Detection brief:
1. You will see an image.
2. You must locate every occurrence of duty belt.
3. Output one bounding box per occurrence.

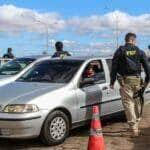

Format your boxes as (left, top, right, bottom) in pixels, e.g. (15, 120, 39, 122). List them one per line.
(118, 74, 141, 79)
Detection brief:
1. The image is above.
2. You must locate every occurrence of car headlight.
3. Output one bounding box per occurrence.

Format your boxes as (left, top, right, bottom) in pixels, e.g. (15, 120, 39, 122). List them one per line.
(3, 104, 39, 113)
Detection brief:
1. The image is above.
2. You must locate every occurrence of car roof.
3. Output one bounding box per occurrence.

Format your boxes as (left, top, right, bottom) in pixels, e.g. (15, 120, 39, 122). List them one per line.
(16, 55, 51, 60)
(50, 55, 112, 61)
(15, 55, 112, 63)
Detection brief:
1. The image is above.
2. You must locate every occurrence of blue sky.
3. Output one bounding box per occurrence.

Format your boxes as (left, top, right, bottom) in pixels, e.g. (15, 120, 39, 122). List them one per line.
(1, 0, 149, 16)
(0, 0, 149, 57)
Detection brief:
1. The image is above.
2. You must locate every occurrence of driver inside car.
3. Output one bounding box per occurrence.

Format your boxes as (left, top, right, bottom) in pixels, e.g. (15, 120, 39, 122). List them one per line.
(85, 65, 95, 78)
(83, 61, 103, 82)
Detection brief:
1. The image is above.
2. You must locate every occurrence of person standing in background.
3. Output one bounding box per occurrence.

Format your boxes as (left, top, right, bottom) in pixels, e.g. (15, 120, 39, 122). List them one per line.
(52, 41, 71, 58)
(3, 48, 15, 59)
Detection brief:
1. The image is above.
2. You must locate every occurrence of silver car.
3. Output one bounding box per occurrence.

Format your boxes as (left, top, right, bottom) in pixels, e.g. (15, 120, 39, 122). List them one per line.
(0, 56, 149, 145)
(0, 55, 51, 86)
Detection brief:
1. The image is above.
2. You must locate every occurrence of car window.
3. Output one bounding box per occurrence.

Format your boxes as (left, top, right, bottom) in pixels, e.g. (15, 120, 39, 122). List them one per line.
(0, 58, 35, 75)
(106, 59, 112, 72)
(82, 60, 106, 84)
(17, 59, 84, 83)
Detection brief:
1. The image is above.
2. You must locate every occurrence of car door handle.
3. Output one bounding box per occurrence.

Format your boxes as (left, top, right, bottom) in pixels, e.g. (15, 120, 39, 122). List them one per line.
(102, 86, 108, 91)
(102, 86, 111, 94)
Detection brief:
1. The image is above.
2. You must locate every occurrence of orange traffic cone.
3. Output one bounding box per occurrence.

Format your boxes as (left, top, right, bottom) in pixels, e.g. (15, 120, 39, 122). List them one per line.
(88, 105, 105, 150)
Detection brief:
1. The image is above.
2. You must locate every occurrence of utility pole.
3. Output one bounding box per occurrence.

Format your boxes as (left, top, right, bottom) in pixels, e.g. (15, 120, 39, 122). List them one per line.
(35, 20, 58, 53)
(36, 20, 49, 53)
(115, 14, 119, 49)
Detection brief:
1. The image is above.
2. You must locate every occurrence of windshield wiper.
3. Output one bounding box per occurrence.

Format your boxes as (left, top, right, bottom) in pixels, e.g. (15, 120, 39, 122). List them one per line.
(16, 77, 32, 82)
(29, 78, 51, 82)
(17, 78, 51, 83)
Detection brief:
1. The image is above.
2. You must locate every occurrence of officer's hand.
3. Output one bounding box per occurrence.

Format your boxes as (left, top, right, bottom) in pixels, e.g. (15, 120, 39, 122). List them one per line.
(110, 84, 114, 89)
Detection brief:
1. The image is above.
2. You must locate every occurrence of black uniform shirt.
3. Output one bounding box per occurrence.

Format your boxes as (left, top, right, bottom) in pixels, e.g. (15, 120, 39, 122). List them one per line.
(3, 52, 14, 59)
(52, 50, 71, 58)
(110, 43, 150, 85)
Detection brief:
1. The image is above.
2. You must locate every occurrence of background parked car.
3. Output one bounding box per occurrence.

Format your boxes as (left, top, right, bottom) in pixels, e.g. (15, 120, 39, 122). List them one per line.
(0, 58, 12, 66)
(0, 55, 51, 86)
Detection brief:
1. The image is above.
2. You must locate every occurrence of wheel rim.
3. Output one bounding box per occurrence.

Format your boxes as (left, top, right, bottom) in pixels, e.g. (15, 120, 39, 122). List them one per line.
(49, 116, 67, 140)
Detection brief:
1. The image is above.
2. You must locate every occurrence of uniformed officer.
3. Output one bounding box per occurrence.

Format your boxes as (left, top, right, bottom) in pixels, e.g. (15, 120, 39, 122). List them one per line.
(52, 41, 71, 58)
(110, 33, 150, 137)
(3, 48, 15, 59)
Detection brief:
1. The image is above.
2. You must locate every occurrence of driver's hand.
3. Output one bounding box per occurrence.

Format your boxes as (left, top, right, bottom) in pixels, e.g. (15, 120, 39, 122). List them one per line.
(110, 84, 114, 89)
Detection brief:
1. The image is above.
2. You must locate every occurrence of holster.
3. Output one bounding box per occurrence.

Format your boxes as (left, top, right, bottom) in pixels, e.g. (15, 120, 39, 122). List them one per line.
(117, 76, 125, 86)
(133, 78, 145, 115)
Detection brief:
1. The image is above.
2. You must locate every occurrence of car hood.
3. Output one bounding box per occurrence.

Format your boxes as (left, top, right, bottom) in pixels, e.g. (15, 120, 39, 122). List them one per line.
(0, 75, 12, 80)
(0, 81, 65, 106)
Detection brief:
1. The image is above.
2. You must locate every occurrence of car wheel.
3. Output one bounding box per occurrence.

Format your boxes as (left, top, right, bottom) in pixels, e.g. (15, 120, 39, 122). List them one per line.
(40, 110, 70, 146)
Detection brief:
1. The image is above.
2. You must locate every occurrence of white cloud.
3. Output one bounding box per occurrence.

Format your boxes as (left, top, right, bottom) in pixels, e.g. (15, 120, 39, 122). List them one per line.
(63, 40, 76, 46)
(0, 5, 150, 37)
(49, 39, 77, 48)
(68, 10, 150, 36)
(48, 39, 114, 56)
(49, 39, 56, 45)
(0, 5, 66, 34)
(0, 5, 150, 56)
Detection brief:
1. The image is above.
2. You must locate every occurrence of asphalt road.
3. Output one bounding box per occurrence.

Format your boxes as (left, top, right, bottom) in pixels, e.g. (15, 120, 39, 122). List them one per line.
(0, 103, 149, 150)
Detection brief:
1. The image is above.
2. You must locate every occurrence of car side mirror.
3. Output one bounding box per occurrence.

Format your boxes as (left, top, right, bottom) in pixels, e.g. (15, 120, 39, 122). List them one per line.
(80, 77, 95, 87)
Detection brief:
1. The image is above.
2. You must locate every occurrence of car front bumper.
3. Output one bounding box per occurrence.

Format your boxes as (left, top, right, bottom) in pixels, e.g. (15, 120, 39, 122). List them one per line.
(0, 110, 48, 139)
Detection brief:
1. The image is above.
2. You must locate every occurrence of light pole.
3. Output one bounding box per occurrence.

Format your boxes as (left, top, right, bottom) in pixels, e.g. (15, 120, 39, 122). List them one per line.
(21, 14, 58, 54)
(36, 20, 49, 53)
(36, 20, 58, 54)
(115, 14, 119, 49)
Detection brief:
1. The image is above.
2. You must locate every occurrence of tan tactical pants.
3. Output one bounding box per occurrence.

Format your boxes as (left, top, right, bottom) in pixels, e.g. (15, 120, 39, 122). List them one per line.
(119, 76, 141, 131)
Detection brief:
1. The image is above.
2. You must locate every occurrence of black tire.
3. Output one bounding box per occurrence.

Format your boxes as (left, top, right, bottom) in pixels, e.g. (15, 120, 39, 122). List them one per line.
(40, 110, 70, 146)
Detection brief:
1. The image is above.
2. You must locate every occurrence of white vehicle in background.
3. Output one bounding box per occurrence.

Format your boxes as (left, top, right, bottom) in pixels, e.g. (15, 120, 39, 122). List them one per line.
(0, 55, 51, 87)
(0, 58, 12, 66)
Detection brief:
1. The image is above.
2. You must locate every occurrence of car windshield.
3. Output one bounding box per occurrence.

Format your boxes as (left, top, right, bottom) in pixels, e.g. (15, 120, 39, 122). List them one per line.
(17, 59, 84, 83)
(0, 58, 35, 75)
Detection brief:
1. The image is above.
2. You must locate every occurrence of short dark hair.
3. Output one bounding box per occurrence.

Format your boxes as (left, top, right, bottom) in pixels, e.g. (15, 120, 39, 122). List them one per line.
(125, 33, 136, 42)
(55, 41, 63, 51)
(7, 48, 12, 52)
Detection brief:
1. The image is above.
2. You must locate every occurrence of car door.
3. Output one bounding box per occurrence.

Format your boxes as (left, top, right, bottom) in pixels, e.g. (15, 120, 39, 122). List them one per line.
(104, 58, 123, 114)
(142, 71, 150, 104)
(75, 60, 103, 122)
(98, 80, 122, 115)
(88, 58, 122, 116)
(76, 84, 102, 121)
(94, 59, 114, 116)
